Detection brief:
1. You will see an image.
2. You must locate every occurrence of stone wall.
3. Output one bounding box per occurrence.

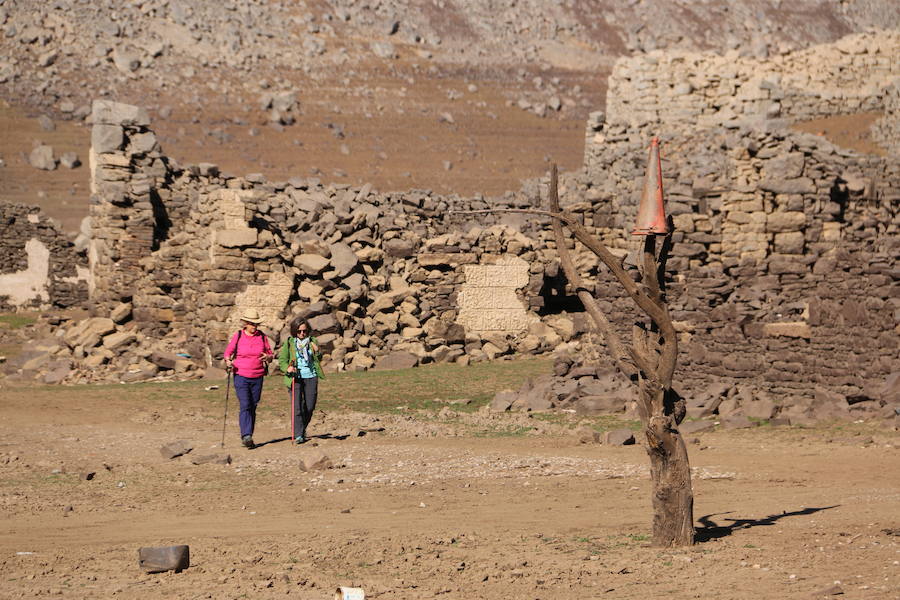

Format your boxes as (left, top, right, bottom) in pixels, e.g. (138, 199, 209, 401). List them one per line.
(573, 31, 899, 406)
(605, 32, 900, 131)
(78, 105, 563, 381)
(0, 202, 87, 310)
(10, 33, 897, 416)
(872, 81, 900, 154)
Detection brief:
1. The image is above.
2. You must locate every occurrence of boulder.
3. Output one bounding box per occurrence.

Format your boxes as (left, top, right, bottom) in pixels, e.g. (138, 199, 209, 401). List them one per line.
(308, 313, 340, 335)
(374, 351, 419, 371)
(720, 415, 755, 429)
(384, 239, 416, 258)
(294, 254, 330, 275)
(575, 426, 601, 444)
(516, 377, 553, 411)
(29, 144, 56, 170)
(138, 545, 189, 573)
(64, 318, 116, 349)
(43, 362, 72, 385)
(149, 351, 179, 370)
(328, 242, 359, 277)
(490, 390, 516, 412)
(110, 302, 132, 324)
(742, 398, 776, 420)
(159, 440, 193, 460)
(102, 331, 137, 351)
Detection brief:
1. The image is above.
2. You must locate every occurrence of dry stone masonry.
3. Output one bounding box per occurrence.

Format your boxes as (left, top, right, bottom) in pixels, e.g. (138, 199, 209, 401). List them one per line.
(0, 203, 87, 310)
(2, 32, 897, 426)
(545, 31, 899, 424)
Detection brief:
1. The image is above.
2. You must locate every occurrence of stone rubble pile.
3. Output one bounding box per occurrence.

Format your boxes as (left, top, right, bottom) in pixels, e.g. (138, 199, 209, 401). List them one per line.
(490, 354, 899, 428)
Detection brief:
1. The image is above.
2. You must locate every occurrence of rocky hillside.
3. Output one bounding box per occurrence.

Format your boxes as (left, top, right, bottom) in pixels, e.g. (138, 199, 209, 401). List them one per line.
(3, 0, 900, 115)
(1, 1, 899, 226)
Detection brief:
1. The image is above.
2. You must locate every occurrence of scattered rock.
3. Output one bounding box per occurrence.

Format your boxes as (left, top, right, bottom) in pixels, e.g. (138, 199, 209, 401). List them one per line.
(299, 451, 333, 472)
(138, 545, 190, 574)
(190, 454, 232, 465)
(29, 144, 56, 170)
(373, 351, 419, 371)
(59, 152, 81, 169)
(159, 440, 193, 460)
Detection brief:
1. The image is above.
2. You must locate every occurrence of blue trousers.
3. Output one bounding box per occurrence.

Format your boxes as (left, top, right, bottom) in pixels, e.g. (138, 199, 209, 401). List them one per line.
(234, 374, 264, 437)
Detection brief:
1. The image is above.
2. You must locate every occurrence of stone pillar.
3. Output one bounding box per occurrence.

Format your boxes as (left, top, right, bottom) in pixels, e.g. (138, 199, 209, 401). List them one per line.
(88, 100, 165, 312)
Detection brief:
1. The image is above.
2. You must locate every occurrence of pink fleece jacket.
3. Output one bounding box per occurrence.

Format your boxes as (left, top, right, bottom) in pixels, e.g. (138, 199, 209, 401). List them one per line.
(224, 330, 273, 378)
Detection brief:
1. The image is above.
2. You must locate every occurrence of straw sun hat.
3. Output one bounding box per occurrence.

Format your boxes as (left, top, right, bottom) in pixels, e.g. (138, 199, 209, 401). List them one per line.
(239, 308, 263, 324)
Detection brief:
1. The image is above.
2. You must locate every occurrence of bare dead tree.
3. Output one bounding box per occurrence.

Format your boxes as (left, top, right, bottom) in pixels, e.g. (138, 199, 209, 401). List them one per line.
(457, 159, 694, 546)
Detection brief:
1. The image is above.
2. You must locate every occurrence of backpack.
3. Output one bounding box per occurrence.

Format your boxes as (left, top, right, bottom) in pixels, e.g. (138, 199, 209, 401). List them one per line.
(232, 329, 272, 376)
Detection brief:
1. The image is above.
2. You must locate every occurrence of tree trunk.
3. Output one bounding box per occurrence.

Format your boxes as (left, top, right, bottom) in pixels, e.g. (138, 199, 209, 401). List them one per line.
(644, 386, 695, 546)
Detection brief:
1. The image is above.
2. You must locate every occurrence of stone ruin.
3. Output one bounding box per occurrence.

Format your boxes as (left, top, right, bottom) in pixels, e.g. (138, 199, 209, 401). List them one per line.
(0, 203, 88, 310)
(500, 31, 899, 426)
(2, 32, 898, 426)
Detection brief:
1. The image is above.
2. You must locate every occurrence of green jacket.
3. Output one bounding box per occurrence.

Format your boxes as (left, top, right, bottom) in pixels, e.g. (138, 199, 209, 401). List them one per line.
(278, 336, 324, 388)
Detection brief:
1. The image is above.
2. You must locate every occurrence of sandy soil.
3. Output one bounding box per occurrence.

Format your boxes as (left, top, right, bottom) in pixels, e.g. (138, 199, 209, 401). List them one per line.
(0, 380, 897, 599)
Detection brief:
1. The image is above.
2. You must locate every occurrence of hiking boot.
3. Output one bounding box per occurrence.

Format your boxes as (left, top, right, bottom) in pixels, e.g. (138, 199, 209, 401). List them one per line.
(242, 435, 255, 449)
(294, 436, 305, 445)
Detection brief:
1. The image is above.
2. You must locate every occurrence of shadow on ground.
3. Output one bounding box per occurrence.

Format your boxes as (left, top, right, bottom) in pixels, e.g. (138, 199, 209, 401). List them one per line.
(695, 505, 840, 542)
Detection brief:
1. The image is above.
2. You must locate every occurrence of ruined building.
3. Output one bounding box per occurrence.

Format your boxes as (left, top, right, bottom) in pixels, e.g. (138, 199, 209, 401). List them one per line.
(3, 32, 898, 422)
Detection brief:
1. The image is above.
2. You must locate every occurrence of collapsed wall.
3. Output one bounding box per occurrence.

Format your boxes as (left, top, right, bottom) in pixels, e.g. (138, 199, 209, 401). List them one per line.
(554, 31, 898, 421)
(0, 203, 87, 310)
(63, 99, 568, 383)
(5, 32, 897, 425)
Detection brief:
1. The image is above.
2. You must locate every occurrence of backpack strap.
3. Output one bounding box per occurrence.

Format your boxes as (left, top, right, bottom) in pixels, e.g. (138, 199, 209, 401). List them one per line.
(231, 330, 242, 359)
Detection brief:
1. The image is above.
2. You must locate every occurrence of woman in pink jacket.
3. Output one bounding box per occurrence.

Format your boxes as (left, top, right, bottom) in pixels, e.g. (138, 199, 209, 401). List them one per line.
(223, 309, 274, 449)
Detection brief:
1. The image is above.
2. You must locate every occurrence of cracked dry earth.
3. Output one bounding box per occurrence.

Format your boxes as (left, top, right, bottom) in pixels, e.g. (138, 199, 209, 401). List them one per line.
(0, 382, 898, 599)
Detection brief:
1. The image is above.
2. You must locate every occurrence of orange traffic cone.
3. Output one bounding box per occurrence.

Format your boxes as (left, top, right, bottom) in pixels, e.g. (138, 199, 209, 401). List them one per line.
(631, 137, 668, 236)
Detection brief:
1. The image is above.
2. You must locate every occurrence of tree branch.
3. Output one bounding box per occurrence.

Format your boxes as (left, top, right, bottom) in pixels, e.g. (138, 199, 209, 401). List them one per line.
(544, 165, 638, 377)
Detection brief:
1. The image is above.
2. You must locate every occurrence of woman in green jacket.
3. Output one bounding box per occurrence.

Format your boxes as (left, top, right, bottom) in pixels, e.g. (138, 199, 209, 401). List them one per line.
(278, 318, 325, 444)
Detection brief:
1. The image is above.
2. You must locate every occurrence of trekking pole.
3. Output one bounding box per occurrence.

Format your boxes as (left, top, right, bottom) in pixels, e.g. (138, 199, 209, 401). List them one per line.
(220, 369, 232, 448)
(290, 377, 295, 443)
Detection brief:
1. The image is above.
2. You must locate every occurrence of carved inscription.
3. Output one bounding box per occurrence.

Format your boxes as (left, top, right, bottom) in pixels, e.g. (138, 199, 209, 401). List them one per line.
(456, 256, 537, 334)
(232, 271, 294, 331)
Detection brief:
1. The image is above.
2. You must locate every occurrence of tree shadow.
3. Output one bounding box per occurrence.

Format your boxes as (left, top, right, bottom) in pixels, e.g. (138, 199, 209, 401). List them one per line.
(695, 505, 840, 542)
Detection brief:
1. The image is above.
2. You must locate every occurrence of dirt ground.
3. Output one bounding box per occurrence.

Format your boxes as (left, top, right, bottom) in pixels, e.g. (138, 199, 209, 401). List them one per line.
(0, 379, 897, 600)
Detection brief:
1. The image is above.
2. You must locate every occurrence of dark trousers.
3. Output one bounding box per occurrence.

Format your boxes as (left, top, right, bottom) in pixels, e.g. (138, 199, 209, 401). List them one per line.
(234, 374, 264, 437)
(290, 377, 318, 439)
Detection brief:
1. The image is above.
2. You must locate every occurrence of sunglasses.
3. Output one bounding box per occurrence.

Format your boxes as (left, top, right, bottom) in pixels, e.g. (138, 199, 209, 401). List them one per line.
(298, 329, 308, 334)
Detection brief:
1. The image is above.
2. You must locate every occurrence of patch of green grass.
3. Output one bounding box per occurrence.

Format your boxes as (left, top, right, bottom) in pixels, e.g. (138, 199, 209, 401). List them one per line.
(0, 313, 37, 329)
(743, 543, 757, 548)
(627, 533, 649, 542)
(321, 358, 552, 414)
